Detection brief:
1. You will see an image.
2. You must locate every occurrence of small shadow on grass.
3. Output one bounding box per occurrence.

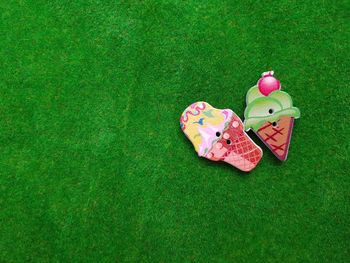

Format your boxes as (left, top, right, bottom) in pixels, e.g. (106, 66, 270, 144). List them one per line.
(201, 158, 252, 178)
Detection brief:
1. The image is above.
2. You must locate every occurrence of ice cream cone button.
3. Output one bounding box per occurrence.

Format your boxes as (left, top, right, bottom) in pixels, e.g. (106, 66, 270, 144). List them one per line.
(244, 71, 301, 161)
(180, 102, 263, 172)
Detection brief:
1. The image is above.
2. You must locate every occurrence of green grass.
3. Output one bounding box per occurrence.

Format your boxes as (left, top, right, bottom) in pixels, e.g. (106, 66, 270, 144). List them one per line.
(1, 0, 349, 262)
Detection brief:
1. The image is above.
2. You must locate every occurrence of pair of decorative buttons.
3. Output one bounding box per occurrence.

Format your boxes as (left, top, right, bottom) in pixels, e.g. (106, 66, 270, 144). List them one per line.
(180, 71, 301, 172)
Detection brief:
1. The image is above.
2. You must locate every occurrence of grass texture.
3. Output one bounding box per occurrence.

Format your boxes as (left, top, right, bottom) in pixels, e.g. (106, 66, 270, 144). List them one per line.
(1, 0, 349, 262)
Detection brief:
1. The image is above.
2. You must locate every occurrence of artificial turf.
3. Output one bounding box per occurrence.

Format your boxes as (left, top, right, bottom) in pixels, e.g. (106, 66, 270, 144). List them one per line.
(1, 0, 349, 262)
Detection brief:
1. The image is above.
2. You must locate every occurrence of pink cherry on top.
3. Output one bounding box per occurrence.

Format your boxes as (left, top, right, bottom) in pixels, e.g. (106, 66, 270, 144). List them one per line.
(257, 71, 281, 96)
